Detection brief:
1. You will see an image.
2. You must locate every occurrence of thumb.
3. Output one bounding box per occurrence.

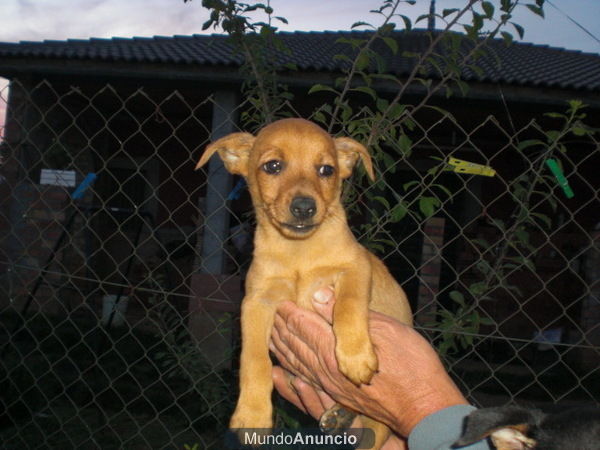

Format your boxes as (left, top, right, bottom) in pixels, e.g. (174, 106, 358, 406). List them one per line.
(312, 286, 335, 324)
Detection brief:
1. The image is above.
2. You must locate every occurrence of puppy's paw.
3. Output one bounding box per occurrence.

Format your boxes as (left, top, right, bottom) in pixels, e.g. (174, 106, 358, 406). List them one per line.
(230, 403, 273, 430)
(229, 405, 273, 447)
(335, 338, 378, 386)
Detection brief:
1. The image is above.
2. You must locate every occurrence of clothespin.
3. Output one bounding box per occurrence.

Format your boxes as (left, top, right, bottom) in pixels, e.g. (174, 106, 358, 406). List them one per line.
(447, 157, 496, 177)
(227, 178, 247, 201)
(72, 173, 97, 200)
(545, 158, 574, 199)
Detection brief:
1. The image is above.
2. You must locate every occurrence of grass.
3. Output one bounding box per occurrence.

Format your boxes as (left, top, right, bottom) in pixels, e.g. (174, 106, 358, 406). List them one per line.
(0, 308, 234, 449)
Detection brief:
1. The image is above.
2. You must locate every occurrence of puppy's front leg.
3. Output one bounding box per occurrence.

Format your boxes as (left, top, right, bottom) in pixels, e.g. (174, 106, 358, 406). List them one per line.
(230, 280, 294, 431)
(333, 267, 378, 386)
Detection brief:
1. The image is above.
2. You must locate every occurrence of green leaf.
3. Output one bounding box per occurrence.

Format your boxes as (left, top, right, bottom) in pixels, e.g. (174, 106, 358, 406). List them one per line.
(333, 54, 352, 64)
(545, 129, 561, 143)
(419, 196, 440, 218)
(544, 112, 566, 119)
(511, 22, 525, 39)
(492, 219, 506, 231)
(308, 84, 338, 95)
(482, 1, 495, 18)
(388, 103, 406, 120)
(379, 23, 396, 34)
(382, 37, 399, 55)
(471, 238, 490, 249)
(476, 260, 493, 276)
(454, 79, 469, 96)
(398, 134, 412, 154)
(202, 19, 215, 30)
(432, 183, 453, 199)
(373, 195, 391, 209)
(356, 51, 371, 71)
(480, 317, 495, 326)
(472, 12, 484, 31)
(376, 98, 389, 113)
(416, 14, 430, 24)
(398, 14, 412, 31)
(500, 0, 513, 13)
(442, 8, 459, 18)
(351, 21, 372, 29)
(568, 99, 584, 111)
(531, 212, 552, 229)
(313, 111, 326, 124)
(340, 103, 352, 122)
(373, 52, 388, 73)
(463, 24, 477, 39)
(514, 228, 530, 245)
(501, 31, 514, 46)
(449, 290, 466, 307)
(351, 86, 377, 100)
(391, 203, 408, 222)
(526, 4, 545, 18)
(468, 282, 488, 296)
(372, 73, 403, 83)
(403, 180, 419, 191)
(517, 139, 544, 151)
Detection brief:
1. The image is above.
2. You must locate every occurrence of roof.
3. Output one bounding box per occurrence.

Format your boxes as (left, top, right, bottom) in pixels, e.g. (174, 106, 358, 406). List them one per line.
(0, 30, 599, 92)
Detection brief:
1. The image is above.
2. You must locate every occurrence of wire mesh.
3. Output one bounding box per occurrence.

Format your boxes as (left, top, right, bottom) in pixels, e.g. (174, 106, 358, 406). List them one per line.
(0, 77, 599, 449)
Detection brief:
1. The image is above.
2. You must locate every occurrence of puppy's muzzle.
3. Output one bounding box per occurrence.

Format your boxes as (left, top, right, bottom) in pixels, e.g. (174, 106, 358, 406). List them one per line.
(283, 196, 317, 233)
(290, 196, 316, 220)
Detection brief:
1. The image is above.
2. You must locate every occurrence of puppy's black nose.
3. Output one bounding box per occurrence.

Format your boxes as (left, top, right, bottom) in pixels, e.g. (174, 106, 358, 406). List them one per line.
(290, 196, 317, 219)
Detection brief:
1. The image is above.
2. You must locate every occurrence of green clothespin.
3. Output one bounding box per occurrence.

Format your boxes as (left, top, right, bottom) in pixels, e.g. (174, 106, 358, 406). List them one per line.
(545, 158, 574, 199)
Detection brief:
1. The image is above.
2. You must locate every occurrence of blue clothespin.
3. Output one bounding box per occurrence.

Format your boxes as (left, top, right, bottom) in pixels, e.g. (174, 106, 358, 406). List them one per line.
(227, 178, 246, 201)
(72, 173, 97, 200)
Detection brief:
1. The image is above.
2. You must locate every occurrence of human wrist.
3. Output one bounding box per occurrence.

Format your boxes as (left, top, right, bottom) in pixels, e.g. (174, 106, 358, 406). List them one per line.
(398, 387, 468, 436)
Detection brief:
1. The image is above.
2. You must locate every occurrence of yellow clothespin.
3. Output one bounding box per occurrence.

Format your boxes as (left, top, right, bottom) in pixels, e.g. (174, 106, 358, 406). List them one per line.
(448, 157, 496, 177)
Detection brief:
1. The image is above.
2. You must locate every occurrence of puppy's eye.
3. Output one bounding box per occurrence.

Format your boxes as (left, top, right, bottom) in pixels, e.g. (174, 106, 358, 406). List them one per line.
(317, 165, 335, 177)
(262, 160, 283, 175)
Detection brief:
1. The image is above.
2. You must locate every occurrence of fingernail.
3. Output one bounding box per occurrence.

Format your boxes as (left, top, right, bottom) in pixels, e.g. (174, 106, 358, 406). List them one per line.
(314, 288, 332, 304)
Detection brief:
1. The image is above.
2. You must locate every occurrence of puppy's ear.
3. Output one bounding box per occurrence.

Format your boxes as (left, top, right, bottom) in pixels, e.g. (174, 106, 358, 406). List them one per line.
(334, 137, 375, 181)
(196, 132, 255, 176)
(453, 407, 539, 450)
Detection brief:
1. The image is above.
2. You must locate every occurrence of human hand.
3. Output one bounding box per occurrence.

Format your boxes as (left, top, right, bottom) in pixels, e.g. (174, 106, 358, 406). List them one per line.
(272, 367, 407, 450)
(270, 287, 468, 437)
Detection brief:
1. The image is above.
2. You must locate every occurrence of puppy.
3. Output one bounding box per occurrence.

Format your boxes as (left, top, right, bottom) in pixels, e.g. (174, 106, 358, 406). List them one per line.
(196, 118, 412, 448)
(454, 405, 600, 450)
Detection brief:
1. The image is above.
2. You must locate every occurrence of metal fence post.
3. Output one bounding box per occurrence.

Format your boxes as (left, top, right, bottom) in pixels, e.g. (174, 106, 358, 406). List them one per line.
(192, 89, 240, 369)
(200, 90, 239, 274)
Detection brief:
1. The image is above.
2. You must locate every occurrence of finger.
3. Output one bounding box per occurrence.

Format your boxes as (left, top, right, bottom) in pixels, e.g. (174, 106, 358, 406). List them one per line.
(315, 388, 336, 411)
(272, 366, 307, 414)
(291, 377, 327, 420)
(271, 316, 316, 384)
(276, 301, 329, 338)
(312, 286, 335, 325)
(275, 302, 336, 359)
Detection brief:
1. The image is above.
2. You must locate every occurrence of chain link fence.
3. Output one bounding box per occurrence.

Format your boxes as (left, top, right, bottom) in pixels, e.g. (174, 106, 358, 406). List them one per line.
(0, 77, 599, 449)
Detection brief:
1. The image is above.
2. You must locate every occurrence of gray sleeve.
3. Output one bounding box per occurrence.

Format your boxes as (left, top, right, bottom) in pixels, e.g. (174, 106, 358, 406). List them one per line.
(407, 405, 492, 450)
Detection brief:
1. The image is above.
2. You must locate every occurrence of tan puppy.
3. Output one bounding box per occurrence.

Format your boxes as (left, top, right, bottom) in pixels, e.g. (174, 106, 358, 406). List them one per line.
(196, 118, 412, 448)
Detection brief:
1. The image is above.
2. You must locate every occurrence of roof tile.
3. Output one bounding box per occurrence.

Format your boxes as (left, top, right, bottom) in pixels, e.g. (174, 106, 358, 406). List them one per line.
(0, 30, 598, 91)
